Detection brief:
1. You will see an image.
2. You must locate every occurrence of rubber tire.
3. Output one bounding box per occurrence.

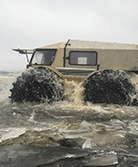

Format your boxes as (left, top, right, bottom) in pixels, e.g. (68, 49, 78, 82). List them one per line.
(10, 67, 64, 103)
(83, 70, 137, 105)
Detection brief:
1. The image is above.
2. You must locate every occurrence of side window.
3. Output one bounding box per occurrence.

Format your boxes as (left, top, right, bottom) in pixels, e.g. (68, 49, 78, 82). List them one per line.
(69, 51, 97, 66)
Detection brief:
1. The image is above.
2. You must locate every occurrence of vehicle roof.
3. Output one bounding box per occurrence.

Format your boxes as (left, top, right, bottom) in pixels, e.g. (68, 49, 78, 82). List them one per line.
(36, 39, 138, 50)
(36, 42, 66, 49)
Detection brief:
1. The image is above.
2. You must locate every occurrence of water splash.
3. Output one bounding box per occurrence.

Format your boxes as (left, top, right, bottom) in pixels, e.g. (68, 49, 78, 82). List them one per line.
(7, 68, 138, 107)
(9, 67, 64, 103)
(64, 80, 84, 106)
(0, 76, 16, 104)
(83, 70, 138, 105)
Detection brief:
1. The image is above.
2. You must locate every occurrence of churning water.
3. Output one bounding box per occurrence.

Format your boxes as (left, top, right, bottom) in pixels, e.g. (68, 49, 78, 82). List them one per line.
(0, 70, 138, 167)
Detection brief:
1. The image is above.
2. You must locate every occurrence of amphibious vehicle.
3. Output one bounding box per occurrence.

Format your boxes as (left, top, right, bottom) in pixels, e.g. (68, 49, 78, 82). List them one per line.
(10, 39, 138, 105)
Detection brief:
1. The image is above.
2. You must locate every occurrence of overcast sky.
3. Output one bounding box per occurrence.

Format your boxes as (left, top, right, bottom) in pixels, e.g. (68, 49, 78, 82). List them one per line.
(0, 0, 138, 71)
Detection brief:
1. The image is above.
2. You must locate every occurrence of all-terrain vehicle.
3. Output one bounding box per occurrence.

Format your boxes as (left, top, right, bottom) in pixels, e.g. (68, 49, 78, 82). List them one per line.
(10, 39, 138, 105)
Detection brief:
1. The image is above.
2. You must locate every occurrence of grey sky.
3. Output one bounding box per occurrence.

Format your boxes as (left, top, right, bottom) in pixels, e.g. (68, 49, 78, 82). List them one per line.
(0, 0, 138, 71)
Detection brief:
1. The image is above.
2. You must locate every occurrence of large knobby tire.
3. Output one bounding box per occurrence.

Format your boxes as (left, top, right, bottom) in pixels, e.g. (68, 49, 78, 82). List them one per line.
(9, 67, 64, 103)
(83, 70, 137, 105)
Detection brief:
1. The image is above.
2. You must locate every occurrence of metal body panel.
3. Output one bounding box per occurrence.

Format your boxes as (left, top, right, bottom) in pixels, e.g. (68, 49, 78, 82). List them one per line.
(67, 40, 138, 50)
(55, 67, 95, 76)
(30, 65, 85, 82)
(35, 39, 138, 71)
(64, 40, 138, 71)
(13, 39, 138, 80)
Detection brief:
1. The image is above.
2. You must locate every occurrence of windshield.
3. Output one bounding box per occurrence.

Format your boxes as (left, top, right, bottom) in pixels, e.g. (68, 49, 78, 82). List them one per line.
(30, 49, 57, 65)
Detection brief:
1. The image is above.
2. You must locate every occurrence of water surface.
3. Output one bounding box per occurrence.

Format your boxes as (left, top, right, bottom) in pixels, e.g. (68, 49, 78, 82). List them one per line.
(0, 71, 138, 167)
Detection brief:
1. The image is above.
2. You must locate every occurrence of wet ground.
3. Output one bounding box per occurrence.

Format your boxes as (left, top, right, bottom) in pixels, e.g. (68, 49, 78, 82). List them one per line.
(0, 72, 138, 166)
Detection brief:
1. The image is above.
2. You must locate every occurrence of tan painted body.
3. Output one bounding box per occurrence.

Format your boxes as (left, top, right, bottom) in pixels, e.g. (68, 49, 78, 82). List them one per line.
(14, 39, 138, 82)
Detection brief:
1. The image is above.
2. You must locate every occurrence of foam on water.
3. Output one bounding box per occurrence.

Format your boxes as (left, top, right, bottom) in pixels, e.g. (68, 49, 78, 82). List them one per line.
(0, 127, 26, 142)
(64, 80, 84, 108)
(0, 76, 17, 105)
(1, 71, 138, 123)
(0, 71, 138, 166)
